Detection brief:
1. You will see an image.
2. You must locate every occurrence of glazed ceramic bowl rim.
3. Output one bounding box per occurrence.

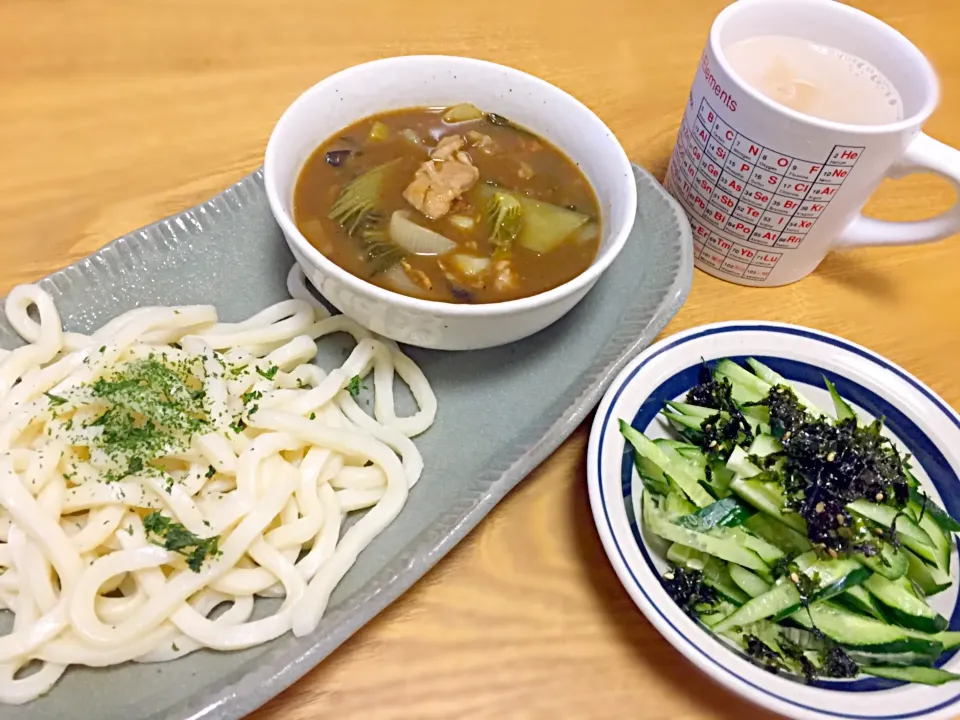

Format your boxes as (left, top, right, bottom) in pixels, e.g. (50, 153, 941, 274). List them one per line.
(263, 54, 637, 318)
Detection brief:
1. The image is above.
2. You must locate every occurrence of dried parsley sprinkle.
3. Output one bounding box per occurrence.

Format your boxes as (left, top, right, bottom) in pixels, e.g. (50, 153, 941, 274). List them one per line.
(309, 412, 316, 420)
(256, 364, 279, 381)
(104, 455, 146, 484)
(228, 364, 248, 378)
(83, 355, 210, 483)
(45, 392, 68, 406)
(346, 375, 363, 397)
(205, 465, 216, 479)
(143, 511, 221, 572)
(241, 390, 262, 405)
(229, 418, 246, 434)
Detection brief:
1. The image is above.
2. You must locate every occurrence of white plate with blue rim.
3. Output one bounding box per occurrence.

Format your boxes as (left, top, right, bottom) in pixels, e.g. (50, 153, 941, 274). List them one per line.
(586, 321, 960, 720)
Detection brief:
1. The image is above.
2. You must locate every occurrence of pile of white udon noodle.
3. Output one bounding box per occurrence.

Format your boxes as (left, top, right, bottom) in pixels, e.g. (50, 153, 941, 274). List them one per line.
(0, 265, 436, 704)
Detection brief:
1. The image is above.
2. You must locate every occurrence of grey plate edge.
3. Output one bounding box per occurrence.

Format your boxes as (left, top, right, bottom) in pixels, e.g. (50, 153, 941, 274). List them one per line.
(14, 163, 693, 719)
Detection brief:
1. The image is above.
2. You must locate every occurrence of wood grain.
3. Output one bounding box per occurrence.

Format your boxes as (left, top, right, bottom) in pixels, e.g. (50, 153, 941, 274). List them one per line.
(1, 0, 959, 717)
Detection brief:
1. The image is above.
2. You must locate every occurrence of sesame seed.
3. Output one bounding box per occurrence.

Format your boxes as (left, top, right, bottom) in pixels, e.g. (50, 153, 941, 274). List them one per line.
(815, 502, 826, 514)
(836, 514, 846, 525)
(709, 440, 717, 448)
(828, 548, 839, 559)
(875, 492, 884, 502)
(663, 572, 675, 580)
(783, 431, 791, 440)
(790, 572, 800, 584)
(826, 451, 836, 462)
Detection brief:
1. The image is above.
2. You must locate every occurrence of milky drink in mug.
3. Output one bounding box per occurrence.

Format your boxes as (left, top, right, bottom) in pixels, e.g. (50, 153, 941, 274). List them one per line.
(664, 0, 960, 287)
(724, 35, 902, 126)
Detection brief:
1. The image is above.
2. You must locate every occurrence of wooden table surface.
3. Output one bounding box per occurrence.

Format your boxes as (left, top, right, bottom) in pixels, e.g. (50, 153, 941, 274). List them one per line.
(3, 1, 960, 717)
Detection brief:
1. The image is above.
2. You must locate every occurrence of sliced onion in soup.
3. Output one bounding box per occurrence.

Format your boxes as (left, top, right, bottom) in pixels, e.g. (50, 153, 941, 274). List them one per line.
(381, 265, 425, 296)
(390, 211, 457, 255)
(574, 221, 600, 245)
(441, 103, 485, 123)
(450, 254, 491, 278)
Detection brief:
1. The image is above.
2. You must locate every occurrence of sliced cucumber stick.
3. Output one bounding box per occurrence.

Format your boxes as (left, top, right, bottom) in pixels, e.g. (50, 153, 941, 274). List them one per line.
(861, 666, 960, 686)
(747, 433, 782, 458)
(847, 499, 935, 549)
(801, 603, 942, 651)
(906, 549, 952, 596)
(743, 512, 811, 554)
(643, 493, 768, 571)
(714, 359, 771, 403)
(726, 446, 763, 479)
(857, 543, 909, 581)
(620, 420, 714, 508)
(728, 564, 772, 598)
(864, 574, 949, 633)
(666, 544, 749, 605)
(824, 376, 856, 422)
(665, 401, 720, 420)
(745, 358, 823, 418)
(714, 579, 800, 632)
(731, 477, 807, 533)
(840, 585, 887, 621)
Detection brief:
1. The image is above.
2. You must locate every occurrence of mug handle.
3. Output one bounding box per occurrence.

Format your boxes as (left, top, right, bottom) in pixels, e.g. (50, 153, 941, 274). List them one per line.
(836, 133, 960, 248)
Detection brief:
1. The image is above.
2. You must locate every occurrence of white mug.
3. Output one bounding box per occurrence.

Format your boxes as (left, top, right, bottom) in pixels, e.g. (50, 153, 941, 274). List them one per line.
(663, 0, 960, 287)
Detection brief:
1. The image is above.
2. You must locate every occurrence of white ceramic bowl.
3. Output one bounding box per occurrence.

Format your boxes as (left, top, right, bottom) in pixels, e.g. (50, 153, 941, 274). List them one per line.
(264, 55, 637, 350)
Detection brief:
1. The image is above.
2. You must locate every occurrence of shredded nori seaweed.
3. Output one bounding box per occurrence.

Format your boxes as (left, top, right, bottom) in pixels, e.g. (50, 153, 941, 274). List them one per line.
(662, 566, 716, 617)
(685, 365, 754, 456)
(764, 386, 908, 552)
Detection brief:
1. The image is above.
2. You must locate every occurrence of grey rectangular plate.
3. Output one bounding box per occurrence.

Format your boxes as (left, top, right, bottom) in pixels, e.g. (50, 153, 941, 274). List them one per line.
(0, 163, 692, 720)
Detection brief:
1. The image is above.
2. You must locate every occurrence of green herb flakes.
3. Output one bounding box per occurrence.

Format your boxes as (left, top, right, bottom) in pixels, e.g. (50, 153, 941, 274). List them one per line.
(84, 356, 210, 482)
(346, 375, 363, 397)
(257, 364, 280, 381)
(143, 511, 221, 572)
(229, 364, 249, 378)
(241, 390, 262, 405)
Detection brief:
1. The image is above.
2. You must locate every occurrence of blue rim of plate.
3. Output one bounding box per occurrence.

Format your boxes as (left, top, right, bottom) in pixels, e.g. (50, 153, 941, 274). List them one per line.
(595, 323, 960, 720)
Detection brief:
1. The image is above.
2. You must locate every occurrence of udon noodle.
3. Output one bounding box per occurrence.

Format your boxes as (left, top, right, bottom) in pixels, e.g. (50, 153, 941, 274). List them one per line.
(0, 265, 436, 703)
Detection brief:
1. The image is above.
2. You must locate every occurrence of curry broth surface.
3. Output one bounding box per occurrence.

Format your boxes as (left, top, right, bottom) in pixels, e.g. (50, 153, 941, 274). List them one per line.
(293, 107, 601, 303)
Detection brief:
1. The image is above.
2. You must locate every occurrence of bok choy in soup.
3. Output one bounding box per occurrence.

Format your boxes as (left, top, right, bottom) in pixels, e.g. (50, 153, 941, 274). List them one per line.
(293, 105, 601, 303)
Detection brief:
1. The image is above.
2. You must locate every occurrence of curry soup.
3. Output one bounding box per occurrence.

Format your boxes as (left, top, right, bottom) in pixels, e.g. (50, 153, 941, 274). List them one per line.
(293, 105, 601, 304)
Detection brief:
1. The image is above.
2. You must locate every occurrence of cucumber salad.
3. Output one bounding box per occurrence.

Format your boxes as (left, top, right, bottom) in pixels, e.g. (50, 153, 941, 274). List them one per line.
(621, 358, 960, 686)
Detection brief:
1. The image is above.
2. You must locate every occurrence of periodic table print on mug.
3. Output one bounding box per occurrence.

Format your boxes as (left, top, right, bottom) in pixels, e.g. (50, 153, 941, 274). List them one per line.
(665, 93, 860, 284)
(665, 0, 960, 287)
